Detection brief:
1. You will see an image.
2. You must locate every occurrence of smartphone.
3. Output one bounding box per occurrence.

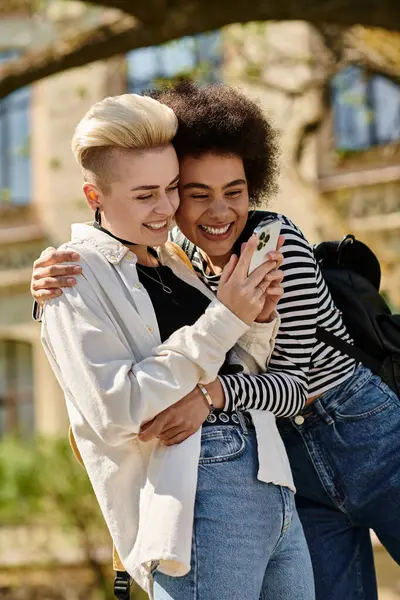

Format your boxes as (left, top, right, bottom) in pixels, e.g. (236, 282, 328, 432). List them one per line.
(248, 217, 282, 275)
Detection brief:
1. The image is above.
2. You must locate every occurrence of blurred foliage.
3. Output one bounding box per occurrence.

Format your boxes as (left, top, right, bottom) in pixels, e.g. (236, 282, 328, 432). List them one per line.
(348, 26, 400, 78)
(0, 436, 115, 599)
(0, 436, 150, 599)
(153, 70, 198, 90)
(0, 188, 11, 204)
(0, 436, 103, 530)
(0, 0, 41, 15)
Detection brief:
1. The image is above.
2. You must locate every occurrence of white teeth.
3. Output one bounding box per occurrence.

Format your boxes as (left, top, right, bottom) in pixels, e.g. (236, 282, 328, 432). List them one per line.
(146, 221, 167, 230)
(201, 224, 231, 235)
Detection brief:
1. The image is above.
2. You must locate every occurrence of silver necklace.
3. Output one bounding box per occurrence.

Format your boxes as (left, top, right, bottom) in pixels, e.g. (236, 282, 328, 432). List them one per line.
(137, 265, 173, 294)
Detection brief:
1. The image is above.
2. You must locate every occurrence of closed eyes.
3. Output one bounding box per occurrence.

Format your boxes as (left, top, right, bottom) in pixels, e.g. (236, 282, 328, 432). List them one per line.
(137, 184, 179, 201)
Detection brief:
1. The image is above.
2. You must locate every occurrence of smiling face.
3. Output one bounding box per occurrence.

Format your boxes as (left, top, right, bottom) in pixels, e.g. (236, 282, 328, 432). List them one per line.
(84, 145, 180, 247)
(176, 153, 250, 268)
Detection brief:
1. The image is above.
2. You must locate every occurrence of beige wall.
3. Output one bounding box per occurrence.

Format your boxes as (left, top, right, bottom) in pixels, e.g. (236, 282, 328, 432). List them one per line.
(31, 58, 125, 246)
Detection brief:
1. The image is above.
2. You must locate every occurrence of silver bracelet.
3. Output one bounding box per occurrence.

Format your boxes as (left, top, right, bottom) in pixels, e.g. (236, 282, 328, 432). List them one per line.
(197, 384, 215, 413)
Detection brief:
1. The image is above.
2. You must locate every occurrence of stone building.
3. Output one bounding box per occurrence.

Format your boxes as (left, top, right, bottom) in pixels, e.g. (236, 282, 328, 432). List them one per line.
(0, 10, 399, 443)
(222, 22, 400, 309)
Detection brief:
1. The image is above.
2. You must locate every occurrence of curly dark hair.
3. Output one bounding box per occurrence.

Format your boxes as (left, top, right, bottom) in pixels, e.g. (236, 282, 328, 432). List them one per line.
(146, 80, 280, 206)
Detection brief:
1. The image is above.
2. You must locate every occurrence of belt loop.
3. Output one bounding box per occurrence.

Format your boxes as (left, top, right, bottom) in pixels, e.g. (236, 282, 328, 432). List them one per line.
(236, 411, 249, 435)
(313, 399, 334, 426)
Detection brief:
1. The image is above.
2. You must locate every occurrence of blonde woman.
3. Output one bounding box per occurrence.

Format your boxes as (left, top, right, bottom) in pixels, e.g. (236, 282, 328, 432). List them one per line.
(40, 94, 301, 599)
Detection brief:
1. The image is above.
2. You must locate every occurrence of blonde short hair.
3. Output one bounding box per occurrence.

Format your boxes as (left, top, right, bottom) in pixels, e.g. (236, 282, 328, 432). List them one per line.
(72, 93, 178, 190)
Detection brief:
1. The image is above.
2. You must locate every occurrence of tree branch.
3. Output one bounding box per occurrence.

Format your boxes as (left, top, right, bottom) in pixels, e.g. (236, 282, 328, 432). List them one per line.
(1, 0, 400, 99)
(314, 23, 400, 84)
(0, 17, 140, 98)
(344, 27, 400, 84)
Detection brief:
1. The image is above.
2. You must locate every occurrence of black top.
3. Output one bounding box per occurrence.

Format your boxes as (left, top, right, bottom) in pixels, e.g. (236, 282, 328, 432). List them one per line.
(136, 264, 211, 342)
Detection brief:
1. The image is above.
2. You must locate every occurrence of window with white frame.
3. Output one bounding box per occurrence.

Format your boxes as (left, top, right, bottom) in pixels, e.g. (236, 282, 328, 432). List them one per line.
(0, 340, 34, 438)
(0, 52, 31, 205)
(126, 31, 222, 94)
(332, 65, 400, 151)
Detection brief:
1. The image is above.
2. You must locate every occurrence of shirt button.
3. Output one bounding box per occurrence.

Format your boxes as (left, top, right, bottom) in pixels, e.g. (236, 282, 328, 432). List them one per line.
(294, 415, 305, 425)
(134, 283, 141, 289)
(109, 255, 118, 263)
(125, 251, 134, 260)
(147, 326, 153, 333)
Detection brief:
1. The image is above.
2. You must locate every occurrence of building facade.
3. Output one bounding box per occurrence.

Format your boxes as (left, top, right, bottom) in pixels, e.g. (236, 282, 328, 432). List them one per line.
(0, 12, 399, 441)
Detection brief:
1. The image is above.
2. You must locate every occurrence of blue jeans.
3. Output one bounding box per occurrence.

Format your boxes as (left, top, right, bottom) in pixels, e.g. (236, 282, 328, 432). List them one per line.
(278, 365, 400, 600)
(154, 422, 315, 600)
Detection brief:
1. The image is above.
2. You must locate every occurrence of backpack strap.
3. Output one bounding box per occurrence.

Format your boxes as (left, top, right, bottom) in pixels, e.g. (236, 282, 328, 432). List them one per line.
(112, 545, 126, 573)
(68, 426, 83, 465)
(316, 326, 382, 374)
(114, 571, 131, 600)
(166, 241, 196, 272)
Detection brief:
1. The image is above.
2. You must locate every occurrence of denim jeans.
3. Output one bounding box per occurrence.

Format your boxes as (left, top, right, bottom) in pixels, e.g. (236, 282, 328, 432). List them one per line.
(278, 365, 400, 600)
(153, 421, 315, 600)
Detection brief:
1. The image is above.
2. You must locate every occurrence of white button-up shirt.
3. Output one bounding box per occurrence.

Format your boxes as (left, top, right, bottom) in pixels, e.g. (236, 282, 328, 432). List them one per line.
(41, 223, 294, 595)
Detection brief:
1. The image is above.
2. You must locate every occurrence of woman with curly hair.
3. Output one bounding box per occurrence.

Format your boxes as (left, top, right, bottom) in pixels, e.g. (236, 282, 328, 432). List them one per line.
(146, 82, 400, 600)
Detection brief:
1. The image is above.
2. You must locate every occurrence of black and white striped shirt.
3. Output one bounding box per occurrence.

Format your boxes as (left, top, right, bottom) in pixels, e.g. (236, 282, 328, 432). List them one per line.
(171, 211, 357, 416)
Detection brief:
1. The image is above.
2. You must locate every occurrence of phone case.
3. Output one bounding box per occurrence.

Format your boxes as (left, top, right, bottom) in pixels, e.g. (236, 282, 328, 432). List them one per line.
(248, 218, 282, 274)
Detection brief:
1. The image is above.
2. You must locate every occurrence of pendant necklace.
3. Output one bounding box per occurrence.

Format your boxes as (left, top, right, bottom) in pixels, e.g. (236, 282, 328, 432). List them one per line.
(136, 265, 173, 295)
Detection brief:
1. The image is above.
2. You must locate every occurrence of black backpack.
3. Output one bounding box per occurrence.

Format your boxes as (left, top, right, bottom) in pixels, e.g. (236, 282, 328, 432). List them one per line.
(314, 234, 400, 397)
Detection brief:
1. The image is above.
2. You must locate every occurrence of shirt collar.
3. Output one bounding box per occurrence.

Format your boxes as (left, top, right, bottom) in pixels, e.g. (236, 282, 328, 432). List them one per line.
(71, 223, 132, 265)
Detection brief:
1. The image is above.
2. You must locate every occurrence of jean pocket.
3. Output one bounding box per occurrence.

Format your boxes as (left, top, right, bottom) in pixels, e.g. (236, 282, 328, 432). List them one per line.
(334, 375, 396, 422)
(199, 427, 246, 464)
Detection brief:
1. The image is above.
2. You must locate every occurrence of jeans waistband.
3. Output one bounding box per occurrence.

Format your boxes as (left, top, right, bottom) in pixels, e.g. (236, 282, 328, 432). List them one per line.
(303, 364, 372, 416)
(278, 364, 373, 433)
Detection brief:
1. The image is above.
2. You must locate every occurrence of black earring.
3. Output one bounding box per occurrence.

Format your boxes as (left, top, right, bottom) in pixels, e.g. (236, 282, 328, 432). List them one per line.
(95, 207, 101, 225)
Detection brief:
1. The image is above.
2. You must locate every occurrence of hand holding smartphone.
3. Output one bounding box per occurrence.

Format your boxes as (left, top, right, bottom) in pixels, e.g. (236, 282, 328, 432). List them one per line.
(248, 218, 282, 275)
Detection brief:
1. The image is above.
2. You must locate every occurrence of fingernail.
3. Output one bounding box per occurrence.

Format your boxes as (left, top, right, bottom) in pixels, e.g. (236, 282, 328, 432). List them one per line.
(73, 266, 82, 273)
(71, 253, 80, 260)
(67, 278, 76, 285)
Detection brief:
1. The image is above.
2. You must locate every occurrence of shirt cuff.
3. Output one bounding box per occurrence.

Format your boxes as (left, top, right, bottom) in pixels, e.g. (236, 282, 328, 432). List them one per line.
(238, 311, 280, 352)
(203, 298, 250, 352)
